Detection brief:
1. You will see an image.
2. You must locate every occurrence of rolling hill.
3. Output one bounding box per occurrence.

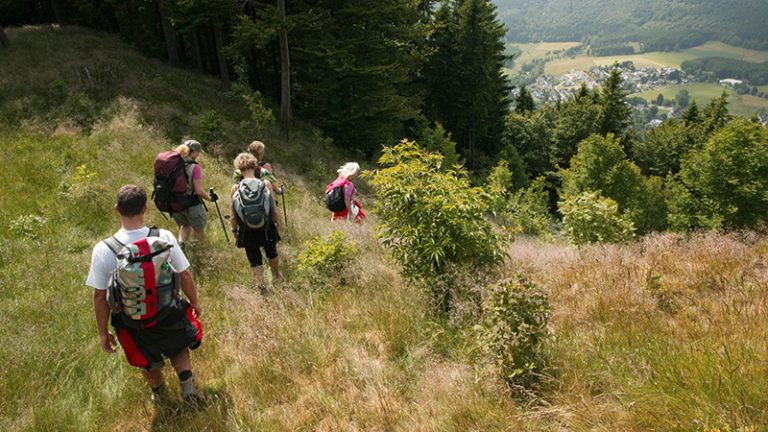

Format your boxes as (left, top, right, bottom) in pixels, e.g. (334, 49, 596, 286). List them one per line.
(493, 0, 768, 51)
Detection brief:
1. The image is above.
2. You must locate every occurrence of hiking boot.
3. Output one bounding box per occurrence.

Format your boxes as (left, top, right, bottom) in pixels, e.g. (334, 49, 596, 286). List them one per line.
(180, 377, 203, 405)
(151, 384, 166, 407)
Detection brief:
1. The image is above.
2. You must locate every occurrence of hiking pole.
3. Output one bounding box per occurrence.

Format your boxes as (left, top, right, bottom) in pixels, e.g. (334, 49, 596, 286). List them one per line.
(279, 184, 287, 227)
(210, 188, 230, 243)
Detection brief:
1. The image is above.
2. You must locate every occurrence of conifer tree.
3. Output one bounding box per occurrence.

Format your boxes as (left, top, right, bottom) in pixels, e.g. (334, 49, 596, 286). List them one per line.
(703, 90, 732, 135)
(682, 100, 701, 125)
(291, 0, 423, 155)
(514, 85, 535, 114)
(597, 65, 632, 136)
(423, 0, 510, 168)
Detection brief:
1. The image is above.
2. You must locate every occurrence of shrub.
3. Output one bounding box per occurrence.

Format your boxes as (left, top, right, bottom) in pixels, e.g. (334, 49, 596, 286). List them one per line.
(9, 214, 48, 240)
(296, 231, 357, 280)
(191, 109, 224, 145)
(673, 119, 768, 230)
(367, 139, 506, 310)
(477, 274, 550, 393)
(560, 192, 635, 245)
(496, 176, 553, 239)
(561, 133, 667, 233)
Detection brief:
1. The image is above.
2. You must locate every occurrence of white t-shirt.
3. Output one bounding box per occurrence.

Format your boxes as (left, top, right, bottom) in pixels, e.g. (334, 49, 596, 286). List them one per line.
(86, 226, 190, 291)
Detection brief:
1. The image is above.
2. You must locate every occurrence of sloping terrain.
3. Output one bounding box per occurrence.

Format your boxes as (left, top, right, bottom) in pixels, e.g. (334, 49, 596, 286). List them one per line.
(2, 26, 767, 431)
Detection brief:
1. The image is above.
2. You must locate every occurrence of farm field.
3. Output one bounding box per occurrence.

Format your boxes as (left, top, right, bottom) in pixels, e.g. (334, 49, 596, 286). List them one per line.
(514, 41, 768, 76)
(507, 41, 581, 73)
(633, 83, 768, 116)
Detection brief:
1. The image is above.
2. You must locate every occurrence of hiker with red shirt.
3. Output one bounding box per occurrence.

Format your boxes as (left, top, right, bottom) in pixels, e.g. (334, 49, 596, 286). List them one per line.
(327, 162, 365, 223)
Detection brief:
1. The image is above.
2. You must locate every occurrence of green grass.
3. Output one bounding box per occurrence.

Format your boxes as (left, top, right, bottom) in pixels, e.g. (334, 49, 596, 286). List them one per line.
(3, 25, 768, 431)
(633, 83, 768, 116)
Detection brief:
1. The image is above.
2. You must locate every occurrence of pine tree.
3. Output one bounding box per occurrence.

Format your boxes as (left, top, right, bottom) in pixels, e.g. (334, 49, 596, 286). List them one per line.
(597, 65, 632, 136)
(682, 100, 701, 125)
(291, 0, 423, 155)
(514, 85, 535, 114)
(423, 0, 510, 169)
(703, 90, 732, 135)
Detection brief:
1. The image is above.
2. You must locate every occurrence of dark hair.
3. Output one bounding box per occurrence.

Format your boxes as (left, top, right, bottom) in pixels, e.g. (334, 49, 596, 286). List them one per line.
(116, 185, 147, 216)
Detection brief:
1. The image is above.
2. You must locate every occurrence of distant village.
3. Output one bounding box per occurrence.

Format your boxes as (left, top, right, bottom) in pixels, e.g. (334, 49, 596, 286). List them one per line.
(520, 63, 768, 127)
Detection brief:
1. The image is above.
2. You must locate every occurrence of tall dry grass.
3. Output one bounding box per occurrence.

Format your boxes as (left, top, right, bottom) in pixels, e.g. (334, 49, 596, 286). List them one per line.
(508, 233, 768, 431)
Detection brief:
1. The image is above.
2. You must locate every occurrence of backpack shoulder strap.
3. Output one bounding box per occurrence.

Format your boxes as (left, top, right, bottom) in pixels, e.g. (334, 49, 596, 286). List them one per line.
(148, 226, 160, 238)
(102, 236, 125, 256)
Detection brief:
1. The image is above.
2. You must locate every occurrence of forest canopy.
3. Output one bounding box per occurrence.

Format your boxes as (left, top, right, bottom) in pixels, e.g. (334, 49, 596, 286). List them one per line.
(493, 0, 768, 51)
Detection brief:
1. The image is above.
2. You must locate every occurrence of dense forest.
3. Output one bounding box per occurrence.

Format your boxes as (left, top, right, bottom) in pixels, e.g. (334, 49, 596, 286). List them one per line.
(682, 57, 768, 86)
(493, 0, 768, 51)
(0, 0, 509, 168)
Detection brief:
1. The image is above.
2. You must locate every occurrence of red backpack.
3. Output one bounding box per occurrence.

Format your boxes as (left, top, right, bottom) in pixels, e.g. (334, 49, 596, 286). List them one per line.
(152, 151, 198, 213)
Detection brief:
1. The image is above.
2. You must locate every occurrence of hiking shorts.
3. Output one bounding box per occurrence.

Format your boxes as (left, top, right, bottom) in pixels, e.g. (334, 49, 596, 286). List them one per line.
(172, 204, 207, 230)
(237, 223, 280, 267)
(112, 300, 203, 370)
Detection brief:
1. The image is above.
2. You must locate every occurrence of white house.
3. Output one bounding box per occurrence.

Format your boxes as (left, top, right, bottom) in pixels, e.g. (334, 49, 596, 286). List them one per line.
(719, 78, 743, 86)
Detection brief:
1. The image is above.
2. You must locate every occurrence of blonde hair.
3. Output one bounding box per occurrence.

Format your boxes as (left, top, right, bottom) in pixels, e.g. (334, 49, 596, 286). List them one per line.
(234, 152, 258, 171)
(337, 162, 360, 179)
(247, 140, 266, 161)
(174, 144, 191, 157)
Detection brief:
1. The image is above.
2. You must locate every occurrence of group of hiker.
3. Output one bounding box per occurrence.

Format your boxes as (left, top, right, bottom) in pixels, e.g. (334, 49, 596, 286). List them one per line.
(85, 137, 364, 407)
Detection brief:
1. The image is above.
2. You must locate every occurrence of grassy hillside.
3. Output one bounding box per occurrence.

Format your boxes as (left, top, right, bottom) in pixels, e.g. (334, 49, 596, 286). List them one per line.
(3, 26, 768, 431)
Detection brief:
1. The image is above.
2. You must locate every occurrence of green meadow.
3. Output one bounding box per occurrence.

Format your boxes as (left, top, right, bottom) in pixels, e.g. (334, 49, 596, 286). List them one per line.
(634, 83, 768, 116)
(509, 40, 768, 76)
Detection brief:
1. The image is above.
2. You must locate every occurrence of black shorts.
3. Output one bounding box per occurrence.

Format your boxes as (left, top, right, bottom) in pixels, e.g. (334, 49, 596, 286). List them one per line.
(237, 223, 280, 267)
(112, 300, 202, 370)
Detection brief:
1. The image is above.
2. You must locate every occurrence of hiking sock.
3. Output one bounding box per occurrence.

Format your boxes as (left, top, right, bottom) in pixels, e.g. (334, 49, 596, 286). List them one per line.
(178, 371, 201, 402)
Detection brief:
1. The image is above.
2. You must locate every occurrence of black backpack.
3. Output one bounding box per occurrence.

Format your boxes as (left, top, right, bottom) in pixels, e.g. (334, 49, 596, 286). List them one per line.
(324, 186, 346, 212)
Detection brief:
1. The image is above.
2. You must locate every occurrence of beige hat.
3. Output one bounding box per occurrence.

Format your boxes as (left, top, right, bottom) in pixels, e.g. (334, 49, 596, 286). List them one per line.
(185, 139, 203, 152)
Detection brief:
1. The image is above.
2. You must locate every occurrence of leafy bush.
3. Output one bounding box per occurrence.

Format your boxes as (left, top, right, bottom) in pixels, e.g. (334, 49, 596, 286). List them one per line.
(487, 159, 514, 213)
(59, 164, 109, 230)
(560, 192, 635, 245)
(191, 109, 224, 144)
(495, 176, 553, 239)
(296, 231, 357, 279)
(672, 119, 768, 230)
(230, 59, 274, 135)
(477, 274, 550, 393)
(367, 139, 506, 309)
(561, 133, 667, 233)
(9, 214, 48, 240)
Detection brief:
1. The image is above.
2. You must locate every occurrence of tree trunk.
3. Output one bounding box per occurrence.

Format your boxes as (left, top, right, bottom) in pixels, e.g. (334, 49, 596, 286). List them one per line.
(50, 0, 68, 25)
(213, 22, 230, 83)
(189, 28, 204, 73)
(277, 0, 292, 132)
(0, 26, 9, 48)
(156, 0, 180, 66)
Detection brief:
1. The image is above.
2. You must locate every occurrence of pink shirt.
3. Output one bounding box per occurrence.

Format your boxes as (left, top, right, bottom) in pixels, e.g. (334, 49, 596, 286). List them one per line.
(191, 164, 202, 181)
(343, 181, 355, 202)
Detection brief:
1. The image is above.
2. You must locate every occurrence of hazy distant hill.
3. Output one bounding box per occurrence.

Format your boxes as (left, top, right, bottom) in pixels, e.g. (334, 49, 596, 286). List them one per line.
(494, 0, 768, 51)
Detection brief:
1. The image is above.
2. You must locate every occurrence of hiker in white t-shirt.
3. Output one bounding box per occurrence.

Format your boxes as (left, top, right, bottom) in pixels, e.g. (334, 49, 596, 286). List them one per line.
(86, 185, 204, 406)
